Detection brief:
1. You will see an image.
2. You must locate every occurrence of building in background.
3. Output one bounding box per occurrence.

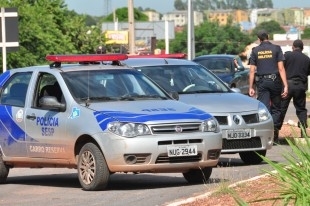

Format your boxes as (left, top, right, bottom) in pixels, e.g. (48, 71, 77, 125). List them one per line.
(162, 10, 203, 27)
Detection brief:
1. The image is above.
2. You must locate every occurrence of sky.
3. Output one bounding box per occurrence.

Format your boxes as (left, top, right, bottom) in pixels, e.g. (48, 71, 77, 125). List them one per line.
(65, 0, 310, 16)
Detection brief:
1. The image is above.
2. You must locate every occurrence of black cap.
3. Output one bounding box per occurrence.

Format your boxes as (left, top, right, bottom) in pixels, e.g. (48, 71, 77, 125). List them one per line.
(293, 39, 303, 50)
(257, 30, 268, 40)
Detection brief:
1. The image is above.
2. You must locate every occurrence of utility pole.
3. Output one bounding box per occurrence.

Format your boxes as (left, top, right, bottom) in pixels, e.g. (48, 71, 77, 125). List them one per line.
(187, 0, 195, 60)
(128, 0, 135, 54)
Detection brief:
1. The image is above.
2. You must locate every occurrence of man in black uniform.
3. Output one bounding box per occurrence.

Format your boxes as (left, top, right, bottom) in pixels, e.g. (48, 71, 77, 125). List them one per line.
(248, 30, 288, 143)
(279, 40, 310, 138)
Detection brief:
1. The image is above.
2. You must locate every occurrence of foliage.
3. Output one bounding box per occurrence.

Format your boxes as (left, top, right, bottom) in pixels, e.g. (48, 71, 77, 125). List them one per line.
(251, 20, 286, 40)
(173, 0, 271, 11)
(169, 22, 253, 56)
(250, 0, 273, 9)
(174, 0, 187, 10)
(254, 134, 310, 205)
(301, 27, 310, 39)
(103, 7, 148, 22)
(0, 0, 103, 71)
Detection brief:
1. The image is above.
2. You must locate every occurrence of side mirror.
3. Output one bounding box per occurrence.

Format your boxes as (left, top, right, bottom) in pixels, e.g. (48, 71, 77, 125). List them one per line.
(231, 88, 241, 93)
(169, 91, 179, 100)
(39, 96, 66, 112)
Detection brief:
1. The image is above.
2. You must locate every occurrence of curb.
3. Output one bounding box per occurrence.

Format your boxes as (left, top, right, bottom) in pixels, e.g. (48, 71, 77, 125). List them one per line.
(165, 173, 271, 206)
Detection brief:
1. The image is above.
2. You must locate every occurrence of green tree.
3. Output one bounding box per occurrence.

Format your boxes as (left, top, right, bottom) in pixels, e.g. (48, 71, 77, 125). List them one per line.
(301, 27, 310, 39)
(251, 20, 285, 40)
(174, 0, 187, 10)
(0, 0, 102, 70)
(169, 22, 253, 56)
(103, 7, 148, 22)
(250, 0, 273, 8)
(186, 0, 248, 11)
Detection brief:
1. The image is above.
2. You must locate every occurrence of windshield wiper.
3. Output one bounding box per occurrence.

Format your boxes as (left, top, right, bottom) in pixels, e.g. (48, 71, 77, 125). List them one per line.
(119, 94, 167, 101)
(80, 96, 115, 101)
(180, 90, 224, 94)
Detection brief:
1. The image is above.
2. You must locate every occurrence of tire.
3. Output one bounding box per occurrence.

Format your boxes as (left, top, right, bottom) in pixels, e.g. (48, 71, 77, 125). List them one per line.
(183, 167, 212, 184)
(0, 154, 9, 184)
(78, 143, 110, 191)
(239, 150, 266, 165)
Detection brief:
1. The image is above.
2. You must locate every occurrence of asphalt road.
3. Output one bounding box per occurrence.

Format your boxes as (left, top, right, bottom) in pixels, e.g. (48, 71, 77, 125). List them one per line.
(1, 144, 292, 206)
(0, 101, 305, 206)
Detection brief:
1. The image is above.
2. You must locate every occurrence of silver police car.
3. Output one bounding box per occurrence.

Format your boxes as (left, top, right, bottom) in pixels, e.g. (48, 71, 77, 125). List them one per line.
(0, 54, 222, 191)
(123, 57, 274, 165)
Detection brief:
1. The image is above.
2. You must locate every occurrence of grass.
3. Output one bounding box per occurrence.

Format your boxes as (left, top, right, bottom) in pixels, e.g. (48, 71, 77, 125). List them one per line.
(211, 125, 310, 205)
(241, 127, 310, 205)
(259, 135, 310, 204)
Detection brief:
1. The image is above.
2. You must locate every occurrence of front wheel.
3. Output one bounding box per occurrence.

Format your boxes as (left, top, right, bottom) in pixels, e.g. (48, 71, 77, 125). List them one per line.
(78, 142, 110, 191)
(183, 167, 212, 184)
(0, 154, 10, 184)
(239, 150, 266, 165)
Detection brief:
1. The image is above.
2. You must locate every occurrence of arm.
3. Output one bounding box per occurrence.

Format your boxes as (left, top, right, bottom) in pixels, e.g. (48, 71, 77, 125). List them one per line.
(278, 61, 288, 98)
(248, 65, 256, 97)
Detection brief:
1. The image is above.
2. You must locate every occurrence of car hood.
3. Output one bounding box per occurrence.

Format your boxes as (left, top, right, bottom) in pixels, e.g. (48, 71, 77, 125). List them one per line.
(87, 100, 213, 123)
(179, 93, 260, 114)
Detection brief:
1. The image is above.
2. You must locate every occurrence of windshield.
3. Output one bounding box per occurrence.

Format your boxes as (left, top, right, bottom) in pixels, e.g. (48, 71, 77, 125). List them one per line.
(62, 69, 170, 102)
(135, 64, 231, 94)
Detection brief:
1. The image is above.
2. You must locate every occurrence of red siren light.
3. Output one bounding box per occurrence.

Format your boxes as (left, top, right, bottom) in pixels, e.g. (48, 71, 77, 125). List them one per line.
(46, 54, 128, 62)
(128, 53, 187, 59)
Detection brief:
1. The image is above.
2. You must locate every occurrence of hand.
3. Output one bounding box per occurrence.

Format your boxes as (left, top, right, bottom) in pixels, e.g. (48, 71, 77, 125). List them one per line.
(249, 88, 256, 97)
(281, 86, 288, 98)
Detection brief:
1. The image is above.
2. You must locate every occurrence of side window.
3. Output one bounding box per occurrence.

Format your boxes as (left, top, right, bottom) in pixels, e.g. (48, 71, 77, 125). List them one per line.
(35, 73, 64, 108)
(0, 72, 32, 107)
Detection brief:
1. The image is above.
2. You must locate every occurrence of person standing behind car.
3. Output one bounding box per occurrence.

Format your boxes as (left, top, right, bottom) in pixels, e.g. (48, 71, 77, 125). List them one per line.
(279, 40, 310, 138)
(248, 30, 288, 142)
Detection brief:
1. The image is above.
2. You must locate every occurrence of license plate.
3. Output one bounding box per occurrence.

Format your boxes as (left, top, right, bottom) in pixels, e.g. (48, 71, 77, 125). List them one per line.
(167, 145, 197, 157)
(226, 129, 251, 139)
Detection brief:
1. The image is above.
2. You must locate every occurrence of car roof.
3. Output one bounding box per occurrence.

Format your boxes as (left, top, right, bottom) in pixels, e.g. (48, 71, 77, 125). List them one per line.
(193, 54, 239, 60)
(8, 63, 133, 74)
(123, 58, 198, 67)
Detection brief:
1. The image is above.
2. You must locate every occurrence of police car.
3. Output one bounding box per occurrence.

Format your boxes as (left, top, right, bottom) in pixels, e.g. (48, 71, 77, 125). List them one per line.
(0, 54, 222, 191)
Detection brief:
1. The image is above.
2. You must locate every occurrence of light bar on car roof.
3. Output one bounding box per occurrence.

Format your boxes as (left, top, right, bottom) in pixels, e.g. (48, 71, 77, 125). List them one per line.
(128, 53, 187, 59)
(46, 54, 128, 62)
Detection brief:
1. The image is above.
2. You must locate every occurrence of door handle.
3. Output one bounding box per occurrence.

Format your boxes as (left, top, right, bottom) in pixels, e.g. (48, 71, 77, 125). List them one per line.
(26, 114, 36, 120)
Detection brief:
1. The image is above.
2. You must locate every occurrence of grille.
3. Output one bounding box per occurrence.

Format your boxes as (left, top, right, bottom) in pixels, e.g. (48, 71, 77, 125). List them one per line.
(214, 116, 228, 125)
(150, 123, 201, 134)
(222, 136, 262, 150)
(158, 139, 202, 145)
(242, 114, 259, 124)
(215, 114, 259, 125)
(124, 154, 151, 164)
(155, 153, 202, 163)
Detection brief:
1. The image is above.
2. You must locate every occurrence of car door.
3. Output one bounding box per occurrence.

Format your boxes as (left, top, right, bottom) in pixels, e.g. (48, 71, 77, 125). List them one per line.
(24, 72, 71, 159)
(232, 57, 249, 94)
(0, 72, 32, 157)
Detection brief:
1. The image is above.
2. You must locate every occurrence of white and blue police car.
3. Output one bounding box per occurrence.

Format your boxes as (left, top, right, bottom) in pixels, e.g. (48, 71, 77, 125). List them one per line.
(0, 54, 222, 191)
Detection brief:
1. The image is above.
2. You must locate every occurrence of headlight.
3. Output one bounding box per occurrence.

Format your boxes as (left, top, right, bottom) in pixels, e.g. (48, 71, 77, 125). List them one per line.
(200, 117, 219, 132)
(107, 122, 151, 137)
(258, 102, 271, 122)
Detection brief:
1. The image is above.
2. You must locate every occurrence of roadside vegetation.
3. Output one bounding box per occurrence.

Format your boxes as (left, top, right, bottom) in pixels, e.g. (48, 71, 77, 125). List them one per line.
(211, 131, 310, 205)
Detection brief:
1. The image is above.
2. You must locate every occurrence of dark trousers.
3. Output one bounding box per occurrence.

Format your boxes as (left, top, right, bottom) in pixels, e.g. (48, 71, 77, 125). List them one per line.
(256, 78, 282, 130)
(280, 80, 308, 129)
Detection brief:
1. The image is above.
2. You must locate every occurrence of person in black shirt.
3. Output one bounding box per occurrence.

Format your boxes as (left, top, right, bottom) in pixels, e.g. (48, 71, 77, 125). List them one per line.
(279, 39, 310, 138)
(248, 30, 288, 143)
